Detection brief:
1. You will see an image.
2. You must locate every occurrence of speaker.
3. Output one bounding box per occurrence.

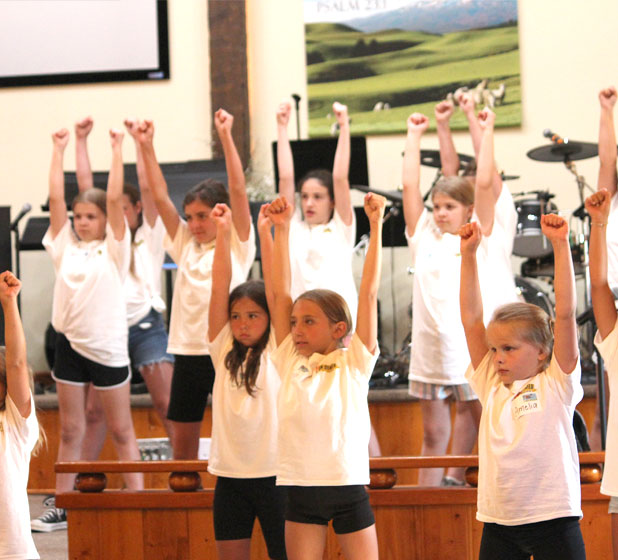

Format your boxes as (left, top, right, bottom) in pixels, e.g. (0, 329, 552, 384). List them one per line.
(0, 206, 11, 345)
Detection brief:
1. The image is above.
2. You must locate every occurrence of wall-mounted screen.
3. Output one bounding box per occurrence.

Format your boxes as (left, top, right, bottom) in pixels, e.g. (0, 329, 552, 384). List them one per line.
(0, 0, 169, 88)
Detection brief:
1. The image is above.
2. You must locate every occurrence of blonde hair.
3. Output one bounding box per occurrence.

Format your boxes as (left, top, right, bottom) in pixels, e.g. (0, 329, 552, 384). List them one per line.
(294, 289, 352, 341)
(71, 187, 107, 215)
(0, 348, 46, 455)
(489, 303, 554, 371)
(432, 176, 474, 207)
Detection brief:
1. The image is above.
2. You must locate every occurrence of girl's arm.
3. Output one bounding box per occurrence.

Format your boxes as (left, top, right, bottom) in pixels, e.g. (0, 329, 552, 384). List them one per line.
(266, 197, 294, 345)
(586, 189, 616, 338)
(208, 203, 233, 342)
(125, 118, 158, 227)
(48, 129, 70, 238)
(214, 109, 252, 242)
(0, 272, 31, 417)
(401, 113, 428, 237)
(540, 214, 578, 373)
(332, 102, 354, 226)
(459, 222, 488, 368)
(434, 100, 459, 176)
(107, 129, 127, 241)
(276, 101, 296, 214)
(134, 120, 180, 240)
(75, 116, 95, 192)
(475, 108, 497, 236)
(598, 87, 618, 196)
(257, 204, 275, 315)
(355, 193, 385, 353)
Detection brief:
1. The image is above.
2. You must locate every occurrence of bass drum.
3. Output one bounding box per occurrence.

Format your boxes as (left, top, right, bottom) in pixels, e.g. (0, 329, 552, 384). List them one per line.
(515, 276, 554, 318)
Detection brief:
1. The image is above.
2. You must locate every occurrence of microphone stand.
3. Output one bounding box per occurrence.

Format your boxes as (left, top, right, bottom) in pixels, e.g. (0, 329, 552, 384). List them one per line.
(291, 94, 301, 141)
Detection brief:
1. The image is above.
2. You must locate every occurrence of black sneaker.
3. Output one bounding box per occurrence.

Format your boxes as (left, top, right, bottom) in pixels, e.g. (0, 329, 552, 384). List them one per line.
(441, 476, 465, 487)
(31, 496, 67, 532)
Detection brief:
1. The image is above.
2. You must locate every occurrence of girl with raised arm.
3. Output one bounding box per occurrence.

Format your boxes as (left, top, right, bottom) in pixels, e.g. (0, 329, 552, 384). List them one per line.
(276, 100, 358, 324)
(134, 110, 255, 459)
(0, 271, 44, 559)
(206, 202, 285, 560)
(32, 128, 143, 533)
(266, 191, 384, 560)
(459, 215, 585, 560)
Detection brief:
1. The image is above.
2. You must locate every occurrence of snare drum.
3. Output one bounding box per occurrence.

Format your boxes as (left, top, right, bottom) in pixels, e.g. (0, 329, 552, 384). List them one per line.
(513, 198, 558, 258)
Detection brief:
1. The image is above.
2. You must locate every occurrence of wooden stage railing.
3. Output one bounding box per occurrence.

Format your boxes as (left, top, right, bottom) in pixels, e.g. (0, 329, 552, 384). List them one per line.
(55, 453, 609, 560)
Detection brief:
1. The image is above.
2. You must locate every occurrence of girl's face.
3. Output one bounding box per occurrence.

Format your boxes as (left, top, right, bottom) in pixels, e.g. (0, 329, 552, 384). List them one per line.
(486, 322, 548, 385)
(73, 202, 106, 242)
(290, 299, 347, 357)
(300, 179, 334, 225)
(122, 195, 142, 231)
(230, 296, 269, 348)
(185, 200, 217, 244)
(432, 193, 473, 234)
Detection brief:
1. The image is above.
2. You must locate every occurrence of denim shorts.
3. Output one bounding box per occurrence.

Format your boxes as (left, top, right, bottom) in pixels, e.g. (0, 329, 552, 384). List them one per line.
(128, 308, 174, 371)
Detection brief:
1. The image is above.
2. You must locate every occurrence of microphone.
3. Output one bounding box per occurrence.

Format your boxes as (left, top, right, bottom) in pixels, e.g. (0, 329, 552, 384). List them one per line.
(543, 129, 566, 144)
(291, 93, 301, 104)
(10, 203, 32, 231)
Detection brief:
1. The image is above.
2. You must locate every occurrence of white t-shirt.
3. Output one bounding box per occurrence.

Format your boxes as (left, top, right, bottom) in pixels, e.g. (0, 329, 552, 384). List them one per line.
(594, 319, 618, 496)
(43, 220, 131, 367)
(0, 395, 40, 560)
(606, 193, 618, 290)
(124, 217, 167, 326)
(466, 353, 583, 526)
(164, 221, 256, 355)
(289, 209, 358, 325)
(406, 189, 518, 385)
(272, 333, 378, 486)
(207, 324, 279, 478)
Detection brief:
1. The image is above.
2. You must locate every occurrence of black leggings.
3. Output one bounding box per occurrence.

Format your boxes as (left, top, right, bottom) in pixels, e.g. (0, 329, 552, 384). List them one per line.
(479, 517, 586, 560)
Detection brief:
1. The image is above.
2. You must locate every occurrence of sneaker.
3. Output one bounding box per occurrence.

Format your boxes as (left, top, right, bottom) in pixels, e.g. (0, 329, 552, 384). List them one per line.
(31, 496, 67, 532)
(441, 476, 465, 487)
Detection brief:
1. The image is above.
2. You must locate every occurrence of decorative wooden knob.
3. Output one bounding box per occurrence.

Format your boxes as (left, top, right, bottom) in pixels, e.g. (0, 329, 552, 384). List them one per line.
(464, 466, 478, 488)
(169, 471, 202, 492)
(580, 464, 603, 484)
(369, 468, 397, 489)
(75, 472, 107, 493)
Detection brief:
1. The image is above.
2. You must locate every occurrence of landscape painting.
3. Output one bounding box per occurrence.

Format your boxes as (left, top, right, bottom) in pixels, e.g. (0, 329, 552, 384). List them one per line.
(304, 0, 521, 136)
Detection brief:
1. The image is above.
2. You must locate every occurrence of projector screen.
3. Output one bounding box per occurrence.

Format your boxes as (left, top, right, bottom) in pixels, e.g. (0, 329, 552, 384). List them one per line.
(0, 0, 169, 87)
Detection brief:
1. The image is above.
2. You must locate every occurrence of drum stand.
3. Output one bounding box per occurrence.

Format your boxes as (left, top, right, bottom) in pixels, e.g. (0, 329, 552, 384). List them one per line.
(564, 157, 607, 449)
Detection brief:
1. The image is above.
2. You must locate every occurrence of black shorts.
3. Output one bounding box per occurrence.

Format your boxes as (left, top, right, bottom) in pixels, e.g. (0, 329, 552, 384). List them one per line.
(286, 485, 375, 535)
(52, 332, 131, 389)
(166, 354, 215, 422)
(214, 476, 287, 560)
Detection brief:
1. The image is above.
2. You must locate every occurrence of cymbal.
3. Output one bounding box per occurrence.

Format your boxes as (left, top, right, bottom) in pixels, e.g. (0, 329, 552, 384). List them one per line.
(352, 184, 402, 203)
(526, 141, 598, 162)
(419, 149, 474, 168)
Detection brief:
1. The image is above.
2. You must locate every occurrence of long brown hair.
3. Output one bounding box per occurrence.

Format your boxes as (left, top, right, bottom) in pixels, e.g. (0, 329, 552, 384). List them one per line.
(224, 281, 271, 397)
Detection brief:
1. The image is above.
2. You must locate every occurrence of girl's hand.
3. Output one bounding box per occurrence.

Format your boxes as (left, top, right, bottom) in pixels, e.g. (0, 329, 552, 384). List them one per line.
(124, 118, 140, 139)
(333, 102, 349, 126)
(434, 100, 454, 123)
(458, 92, 475, 115)
(109, 128, 124, 147)
(0, 271, 21, 303)
(540, 213, 568, 242)
(459, 221, 482, 255)
(135, 120, 155, 144)
(52, 128, 70, 149)
(214, 108, 233, 135)
(257, 203, 273, 235)
(265, 196, 293, 226)
(599, 87, 617, 110)
(276, 102, 291, 126)
(406, 113, 429, 135)
(364, 192, 386, 224)
(477, 107, 495, 129)
(585, 188, 611, 223)
(210, 203, 232, 231)
(75, 116, 94, 139)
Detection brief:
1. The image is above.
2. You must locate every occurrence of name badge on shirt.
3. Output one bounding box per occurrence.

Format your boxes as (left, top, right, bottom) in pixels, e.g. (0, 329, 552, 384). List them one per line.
(511, 383, 541, 420)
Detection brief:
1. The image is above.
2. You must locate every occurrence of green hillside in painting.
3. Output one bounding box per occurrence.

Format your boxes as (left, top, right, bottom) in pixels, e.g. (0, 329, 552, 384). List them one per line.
(305, 22, 521, 136)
